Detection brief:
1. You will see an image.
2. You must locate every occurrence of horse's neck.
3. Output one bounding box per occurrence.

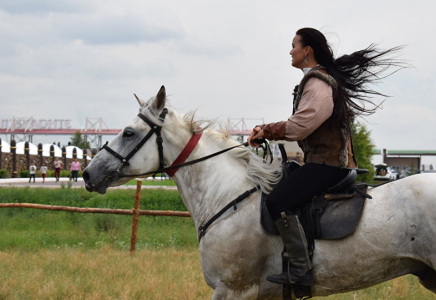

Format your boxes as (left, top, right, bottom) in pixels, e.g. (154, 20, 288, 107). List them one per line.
(168, 131, 254, 227)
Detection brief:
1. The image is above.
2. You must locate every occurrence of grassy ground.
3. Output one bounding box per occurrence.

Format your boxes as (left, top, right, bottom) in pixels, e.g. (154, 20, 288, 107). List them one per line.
(0, 246, 435, 300)
(0, 247, 213, 300)
(1, 187, 436, 299)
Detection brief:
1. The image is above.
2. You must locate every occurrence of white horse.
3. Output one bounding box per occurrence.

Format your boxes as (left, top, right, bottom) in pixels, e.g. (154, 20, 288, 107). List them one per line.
(83, 87, 436, 299)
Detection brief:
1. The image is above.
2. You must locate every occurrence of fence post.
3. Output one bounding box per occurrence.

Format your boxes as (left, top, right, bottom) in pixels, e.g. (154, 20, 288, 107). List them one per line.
(38, 143, 43, 166)
(11, 140, 17, 178)
(83, 150, 88, 168)
(50, 145, 55, 159)
(25, 141, 30, 170)
(130, 180, 142, 255)
(50, 144, 55, 172)
(0, 138, 2, 170)
(62, 146, 67, 167)
(91, 149, 97, 159)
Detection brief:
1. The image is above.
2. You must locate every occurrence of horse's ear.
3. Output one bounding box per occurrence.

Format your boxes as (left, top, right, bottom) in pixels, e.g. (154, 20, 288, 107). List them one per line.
(134, 94, 145, 107)
(154, 85, 166, 111)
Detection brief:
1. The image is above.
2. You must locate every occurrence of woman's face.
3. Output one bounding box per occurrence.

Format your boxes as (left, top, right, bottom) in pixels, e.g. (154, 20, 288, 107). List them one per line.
(290, 35, 307, 69)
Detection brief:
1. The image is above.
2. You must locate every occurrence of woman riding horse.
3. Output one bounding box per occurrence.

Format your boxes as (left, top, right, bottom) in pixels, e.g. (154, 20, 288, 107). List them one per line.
(248, 27, 403, 287)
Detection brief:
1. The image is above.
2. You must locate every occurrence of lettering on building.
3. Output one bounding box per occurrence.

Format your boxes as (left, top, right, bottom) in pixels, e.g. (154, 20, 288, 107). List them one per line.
(1, 118, 72, 130)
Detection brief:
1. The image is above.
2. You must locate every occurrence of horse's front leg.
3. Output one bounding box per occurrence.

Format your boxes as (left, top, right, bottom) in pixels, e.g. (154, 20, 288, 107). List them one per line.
(211, 283, 283, 300)
(202, 236, 282, 300)
(211, 286, 259, 300)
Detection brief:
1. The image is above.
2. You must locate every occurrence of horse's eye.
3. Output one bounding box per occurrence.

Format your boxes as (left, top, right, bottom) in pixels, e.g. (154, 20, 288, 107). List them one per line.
(123, 130, 134, 138)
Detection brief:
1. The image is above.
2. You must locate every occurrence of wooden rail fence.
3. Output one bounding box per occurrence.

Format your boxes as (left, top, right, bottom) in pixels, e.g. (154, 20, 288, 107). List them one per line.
(0, 181, 191, 254)
(0, 203, 191, 217)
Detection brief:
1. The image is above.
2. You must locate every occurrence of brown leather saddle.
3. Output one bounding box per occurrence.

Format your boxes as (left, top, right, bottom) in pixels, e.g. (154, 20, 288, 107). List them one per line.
(260, 161, 372, 241)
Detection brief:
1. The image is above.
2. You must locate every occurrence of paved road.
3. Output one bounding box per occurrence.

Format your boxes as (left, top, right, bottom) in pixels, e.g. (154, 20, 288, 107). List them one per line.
(0, 178, 178, 190)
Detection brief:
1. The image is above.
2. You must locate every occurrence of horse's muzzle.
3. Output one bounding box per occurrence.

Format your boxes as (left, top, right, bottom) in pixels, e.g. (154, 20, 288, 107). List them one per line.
(82, 169, 111, 194)
(82, 169, 94, 191)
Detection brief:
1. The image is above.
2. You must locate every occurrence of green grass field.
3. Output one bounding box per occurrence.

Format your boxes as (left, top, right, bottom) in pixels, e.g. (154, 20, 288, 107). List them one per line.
(0, 187, 194, 251)
(1, 187, 435, 299)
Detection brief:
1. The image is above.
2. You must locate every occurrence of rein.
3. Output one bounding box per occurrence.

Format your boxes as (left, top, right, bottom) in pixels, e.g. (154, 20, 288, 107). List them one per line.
(121, 141, 250, 178)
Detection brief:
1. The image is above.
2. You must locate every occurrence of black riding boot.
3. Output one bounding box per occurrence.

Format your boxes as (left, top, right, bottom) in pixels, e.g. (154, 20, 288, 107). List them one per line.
(267, 212, 313, 286)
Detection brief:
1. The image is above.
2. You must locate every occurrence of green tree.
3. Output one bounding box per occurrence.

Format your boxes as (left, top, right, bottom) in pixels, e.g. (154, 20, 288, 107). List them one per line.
(70, 131, 90, 149)
(351, 122, 375, 183)
(405, 163, 417, 177)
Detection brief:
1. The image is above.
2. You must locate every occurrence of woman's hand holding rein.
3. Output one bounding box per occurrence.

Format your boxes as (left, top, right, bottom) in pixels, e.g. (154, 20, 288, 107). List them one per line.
(248, 125, 266, 147)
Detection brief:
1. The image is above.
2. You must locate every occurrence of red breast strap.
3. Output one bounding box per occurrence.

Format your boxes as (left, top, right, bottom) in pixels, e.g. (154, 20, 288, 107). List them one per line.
(166, 132, 203, 177)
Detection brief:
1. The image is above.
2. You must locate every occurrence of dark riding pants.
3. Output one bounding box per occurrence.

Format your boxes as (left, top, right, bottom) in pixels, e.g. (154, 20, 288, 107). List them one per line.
(266, 163, 349, 221)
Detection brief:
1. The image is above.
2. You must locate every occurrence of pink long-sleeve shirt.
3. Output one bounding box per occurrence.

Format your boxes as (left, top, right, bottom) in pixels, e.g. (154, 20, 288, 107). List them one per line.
(70, 161, 81, 171)
(284, 77, 334, 141)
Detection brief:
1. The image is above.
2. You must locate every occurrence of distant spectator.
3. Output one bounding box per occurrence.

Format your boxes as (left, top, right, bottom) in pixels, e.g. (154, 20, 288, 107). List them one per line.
(29, 162, 36, 183)
(70, 158, 82, 182)
(53, 157, 63, 182)
(40, 162, 48, 183)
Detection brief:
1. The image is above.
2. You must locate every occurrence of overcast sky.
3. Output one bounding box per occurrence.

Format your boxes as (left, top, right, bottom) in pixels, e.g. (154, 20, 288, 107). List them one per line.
(1, 0, 435, 163)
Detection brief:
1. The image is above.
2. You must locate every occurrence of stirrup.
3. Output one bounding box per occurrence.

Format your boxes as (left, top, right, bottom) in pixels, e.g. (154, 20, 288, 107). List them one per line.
(266, 270, 313, 287)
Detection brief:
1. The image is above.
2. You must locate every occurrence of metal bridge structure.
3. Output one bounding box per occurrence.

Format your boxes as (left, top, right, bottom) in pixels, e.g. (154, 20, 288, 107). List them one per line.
(0, 117, 264, 148)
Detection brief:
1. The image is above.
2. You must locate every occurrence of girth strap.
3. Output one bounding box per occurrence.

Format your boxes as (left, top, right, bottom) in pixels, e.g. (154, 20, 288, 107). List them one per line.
(198, 185, 259, 241)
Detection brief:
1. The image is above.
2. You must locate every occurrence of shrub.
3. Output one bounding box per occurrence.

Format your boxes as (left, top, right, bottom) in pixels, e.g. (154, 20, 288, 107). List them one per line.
(19, 170, 30, 178)
(0, 169, 8, 178)
(60, 170, 70, 178)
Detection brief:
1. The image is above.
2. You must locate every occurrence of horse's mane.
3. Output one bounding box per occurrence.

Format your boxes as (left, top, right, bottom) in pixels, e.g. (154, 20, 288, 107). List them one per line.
(202, 129, 283, 194)
(141, 97, 282, 194)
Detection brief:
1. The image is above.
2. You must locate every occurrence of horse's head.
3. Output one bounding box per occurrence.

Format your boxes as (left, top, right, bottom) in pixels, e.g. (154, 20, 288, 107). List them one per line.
(83, 86, 171, 194)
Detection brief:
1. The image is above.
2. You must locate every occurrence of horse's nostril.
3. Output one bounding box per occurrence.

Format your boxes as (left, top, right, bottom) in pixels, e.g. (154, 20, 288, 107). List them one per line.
(82, 170, 91, 182)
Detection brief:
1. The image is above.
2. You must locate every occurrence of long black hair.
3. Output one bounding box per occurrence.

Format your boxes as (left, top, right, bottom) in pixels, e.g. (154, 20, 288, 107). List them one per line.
(296, 27, 405, 134)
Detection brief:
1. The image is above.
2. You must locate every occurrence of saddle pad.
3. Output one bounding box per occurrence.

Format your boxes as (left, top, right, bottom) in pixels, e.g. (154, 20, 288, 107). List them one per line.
(260, 186, 367, 240)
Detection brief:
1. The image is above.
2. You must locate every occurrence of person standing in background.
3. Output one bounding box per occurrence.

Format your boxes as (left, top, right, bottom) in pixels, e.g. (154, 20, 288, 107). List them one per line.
(70, 158, 82, 182)
(29, 162, 36, 183)
(40, 162, 48, 183)
(53, 157, 63, 182)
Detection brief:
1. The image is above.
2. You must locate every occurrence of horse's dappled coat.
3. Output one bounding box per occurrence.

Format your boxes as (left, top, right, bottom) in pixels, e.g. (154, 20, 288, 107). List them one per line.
(83, 87, 436, 300)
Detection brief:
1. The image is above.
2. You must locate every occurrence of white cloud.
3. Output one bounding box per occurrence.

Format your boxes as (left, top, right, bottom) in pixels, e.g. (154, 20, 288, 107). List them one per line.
(55, 10, 184, 45)
(367, 103, 436, 149)
(0, 0, 95, 14)
(0, 0, 435, 157)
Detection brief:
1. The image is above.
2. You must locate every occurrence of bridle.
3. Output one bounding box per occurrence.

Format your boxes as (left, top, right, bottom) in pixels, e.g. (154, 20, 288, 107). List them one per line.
(100, 108, 169, 180)
(90, 107, 260, 190)
(89, 106, 274, 240)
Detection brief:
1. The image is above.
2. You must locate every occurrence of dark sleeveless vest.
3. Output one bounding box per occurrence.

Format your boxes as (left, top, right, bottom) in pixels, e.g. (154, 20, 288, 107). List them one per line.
(293, 66, 357, 168)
